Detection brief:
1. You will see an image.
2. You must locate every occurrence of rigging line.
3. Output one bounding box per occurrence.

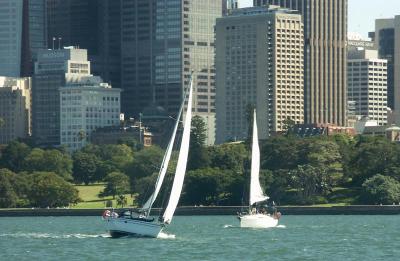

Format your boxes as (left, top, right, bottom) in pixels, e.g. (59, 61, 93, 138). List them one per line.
(146, 74, 193, 217)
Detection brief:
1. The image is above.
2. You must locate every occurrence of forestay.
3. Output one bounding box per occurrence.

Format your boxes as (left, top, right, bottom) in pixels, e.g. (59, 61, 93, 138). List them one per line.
(141, 92, 185, 213)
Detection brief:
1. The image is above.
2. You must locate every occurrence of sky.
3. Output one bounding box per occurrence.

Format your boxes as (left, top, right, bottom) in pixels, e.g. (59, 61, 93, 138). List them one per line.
(238, 0, 400, 38)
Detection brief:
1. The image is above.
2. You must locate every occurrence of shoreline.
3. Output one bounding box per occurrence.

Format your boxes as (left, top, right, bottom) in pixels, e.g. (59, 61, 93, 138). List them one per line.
(1, 205, 400, 217)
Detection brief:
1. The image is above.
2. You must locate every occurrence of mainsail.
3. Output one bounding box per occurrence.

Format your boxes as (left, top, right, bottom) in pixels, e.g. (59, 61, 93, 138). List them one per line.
(249, 110, 269, 206)
(162, 77, 194, 224)
(141, 95, 185, 213)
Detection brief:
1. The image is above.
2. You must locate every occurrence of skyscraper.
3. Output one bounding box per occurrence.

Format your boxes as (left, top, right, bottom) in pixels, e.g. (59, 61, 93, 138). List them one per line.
(121, 0, 223, 145)
(0, 77, 31, 144)
(347, 49, 387, 126)
(216, 6, 304, 142)
(46, 0, 121, 94)
(371, 17, 400, 124)
(0, 0, 46, 77)
(32, 48, 91, 147)
(254, 0, 348, 126)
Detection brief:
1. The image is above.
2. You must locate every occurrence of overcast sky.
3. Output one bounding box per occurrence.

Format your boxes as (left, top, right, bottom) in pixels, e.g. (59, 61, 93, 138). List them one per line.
(238, 0, 400, 38)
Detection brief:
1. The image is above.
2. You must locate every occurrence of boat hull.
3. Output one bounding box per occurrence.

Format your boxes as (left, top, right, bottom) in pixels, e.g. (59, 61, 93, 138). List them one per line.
(105, 217, 163, 238)
(239, 214, 279, 228)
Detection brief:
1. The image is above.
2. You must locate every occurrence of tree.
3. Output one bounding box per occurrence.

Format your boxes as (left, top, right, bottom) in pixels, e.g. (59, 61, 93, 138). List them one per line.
(127, 146, 163, 179)
(361, 174, 400, 205)
(0, 169, 18, 208)
(22, 148, 73, 180)
(73, 152, 101, 185)
(100, 144, 134, 172)
(208, 143, 247, 172)
(0, 141, 31, 172)
(100, 172, 130, 199)
(188, 116, 210, 170)
(183, 168, 243, 206)
(116, 195, 128, 208)
(26, 172, 80, 208)
(349, 138, 399, 185)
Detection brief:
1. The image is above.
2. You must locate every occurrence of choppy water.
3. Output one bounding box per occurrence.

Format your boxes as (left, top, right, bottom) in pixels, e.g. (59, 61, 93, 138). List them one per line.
(0, 215, 399, 260)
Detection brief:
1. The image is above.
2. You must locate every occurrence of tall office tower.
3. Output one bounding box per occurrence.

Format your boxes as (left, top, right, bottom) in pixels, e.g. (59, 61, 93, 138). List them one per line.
(60, 77, 121, 151)
(371, 17, 400, 124)
(215, 6, 304, 143)
(348, 49, 387, 126)
(0, 0, 46, 77)
(121, 0, 223, 145)
(0, 77, 31, 144)
(32, 48, 91, 147)
(254, 0, 348, 126)
(46, 0, 121, 92)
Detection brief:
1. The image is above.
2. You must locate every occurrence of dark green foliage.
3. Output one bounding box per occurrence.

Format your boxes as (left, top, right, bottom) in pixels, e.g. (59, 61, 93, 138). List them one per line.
(26, 172, 80, 208)
(182, 168, 244, 206)
(0, 169, 18, 208)
(349, 137, 399, 185)
(100, 172, 130, 199)
(361, 174, 400, 205)
(188, 116, 210, 170)
(73, 152, 101, 185)
(22, 148, 73, 180)
(126, 146, 163, 180)
(208, 143, 247, 172)
(0, 141, 31, 172)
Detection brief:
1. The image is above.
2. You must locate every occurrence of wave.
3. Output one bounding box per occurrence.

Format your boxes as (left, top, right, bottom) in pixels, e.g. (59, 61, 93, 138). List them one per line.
(157, 232, 176, 239)
(276, 225, 286, 228)
(0, 232, 109, 239)
(223, 224, 235, 228)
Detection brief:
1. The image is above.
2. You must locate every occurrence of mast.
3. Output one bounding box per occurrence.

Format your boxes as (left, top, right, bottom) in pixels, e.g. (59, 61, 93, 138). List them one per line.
(161, 74, 194, 224)
(142, 76, 192, 216)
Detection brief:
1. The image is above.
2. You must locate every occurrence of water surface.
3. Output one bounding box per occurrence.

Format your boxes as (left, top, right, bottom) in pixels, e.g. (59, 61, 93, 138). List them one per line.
(0, 215, 398, 260)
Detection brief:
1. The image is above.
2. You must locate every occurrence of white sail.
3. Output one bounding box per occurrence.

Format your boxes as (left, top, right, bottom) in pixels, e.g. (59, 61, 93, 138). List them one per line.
(141, 97, 184, 212)
(162, 77, 194, 224)
(249, 110, 269, 206)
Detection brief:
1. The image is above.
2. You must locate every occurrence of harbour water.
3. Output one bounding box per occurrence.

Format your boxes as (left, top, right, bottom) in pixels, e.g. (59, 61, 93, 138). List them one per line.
(0, 215, 398, 260)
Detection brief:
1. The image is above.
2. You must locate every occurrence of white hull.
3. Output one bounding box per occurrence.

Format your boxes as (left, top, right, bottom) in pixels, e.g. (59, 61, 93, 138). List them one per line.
(105, 217, 163, 238)
(239, 214, 279, 228)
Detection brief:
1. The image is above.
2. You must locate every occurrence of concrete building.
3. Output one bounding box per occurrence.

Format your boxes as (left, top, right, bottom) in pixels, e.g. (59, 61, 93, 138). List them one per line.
(120, 0, 224, 145)
(0, 77, 31, 144)
(370, 17, 400, 124)
(32, 47, 91, 147)
(60, 76, 121, 151)
(215, 6, 304, 142)
(348, 49, 388, 126)
(254, 0, 348, 126)
(0, 0, 46, 77)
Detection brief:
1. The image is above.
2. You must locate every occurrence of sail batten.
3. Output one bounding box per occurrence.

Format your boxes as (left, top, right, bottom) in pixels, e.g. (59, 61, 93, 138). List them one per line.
(162, 77, 194, 224)
(249, 110, 269, 206)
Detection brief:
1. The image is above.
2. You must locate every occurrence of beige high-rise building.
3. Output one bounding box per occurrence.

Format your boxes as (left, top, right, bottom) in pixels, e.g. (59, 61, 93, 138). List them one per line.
(348, 49, 388, 126)
(216, 6, 304, 142)
(254, 0, 348, 126)
(0, 77, 31, 144)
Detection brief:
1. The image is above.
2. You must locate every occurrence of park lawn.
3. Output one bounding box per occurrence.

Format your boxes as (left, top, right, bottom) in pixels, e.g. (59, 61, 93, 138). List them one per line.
(72, 184, 135, 209)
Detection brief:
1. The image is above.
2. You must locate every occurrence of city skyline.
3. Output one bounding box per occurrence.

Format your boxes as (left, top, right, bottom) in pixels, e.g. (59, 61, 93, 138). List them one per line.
(240, 0, 400, 38)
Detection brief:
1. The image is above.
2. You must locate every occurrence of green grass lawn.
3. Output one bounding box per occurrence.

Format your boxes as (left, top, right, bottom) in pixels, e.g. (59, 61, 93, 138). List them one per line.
(72, 184, 135, 209)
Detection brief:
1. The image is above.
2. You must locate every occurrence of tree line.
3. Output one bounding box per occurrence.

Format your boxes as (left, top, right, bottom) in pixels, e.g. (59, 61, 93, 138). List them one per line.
(1, 116, 400, 208)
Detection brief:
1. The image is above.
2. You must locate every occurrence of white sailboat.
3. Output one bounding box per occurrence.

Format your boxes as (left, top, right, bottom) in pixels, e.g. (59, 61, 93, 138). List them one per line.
(103, 75, 194, 238)
(238, 110, 281, 228)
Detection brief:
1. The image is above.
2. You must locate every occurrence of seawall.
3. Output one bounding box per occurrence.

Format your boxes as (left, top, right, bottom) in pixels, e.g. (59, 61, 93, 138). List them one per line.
(1, 205, 400, 217)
